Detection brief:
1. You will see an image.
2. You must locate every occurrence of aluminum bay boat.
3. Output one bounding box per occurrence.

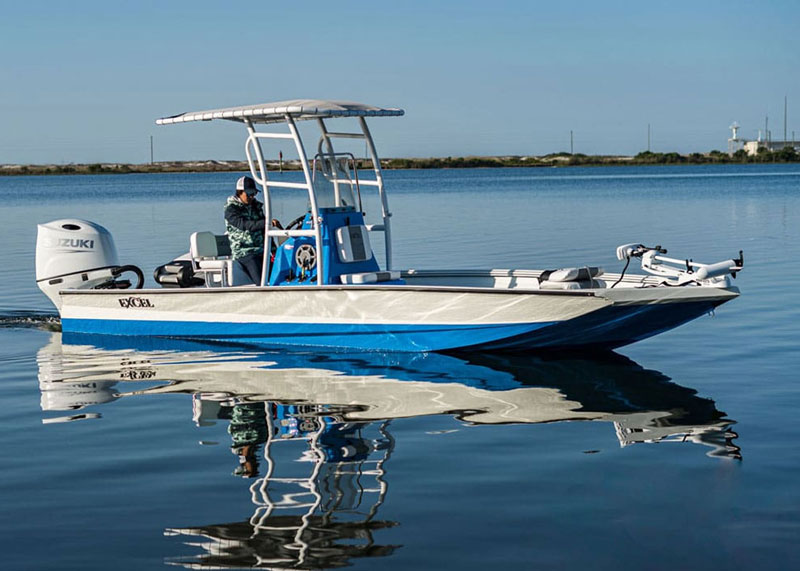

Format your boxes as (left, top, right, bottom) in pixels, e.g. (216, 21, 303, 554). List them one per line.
(35, 99, 743, 352)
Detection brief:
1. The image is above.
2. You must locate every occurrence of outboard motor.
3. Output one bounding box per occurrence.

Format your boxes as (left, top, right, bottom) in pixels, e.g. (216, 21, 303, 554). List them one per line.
(36, 219, 143, 310)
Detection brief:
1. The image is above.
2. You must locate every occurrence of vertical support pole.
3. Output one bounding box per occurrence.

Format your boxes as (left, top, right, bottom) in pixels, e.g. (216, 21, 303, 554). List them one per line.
(294, 422, 326, 566)
(286, 114, 324, 286)
(366, 420, 394, 522)
(359, 117, 393, 270)
(244, 119, 272, 287)
(255, 401, 277, 523)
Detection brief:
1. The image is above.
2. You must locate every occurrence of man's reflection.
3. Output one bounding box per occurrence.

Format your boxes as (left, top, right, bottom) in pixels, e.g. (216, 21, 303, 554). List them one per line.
(228, 402, 269, 478)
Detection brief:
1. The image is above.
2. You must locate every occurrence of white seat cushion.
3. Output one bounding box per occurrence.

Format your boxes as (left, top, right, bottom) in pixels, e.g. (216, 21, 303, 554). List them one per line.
(540, 278, 606, 290)
(197, 259, 229, 270)
(546, 267, 604, 282)
(340, 271, 401, 284)
(190, 232, 236, 287)
(190, 231, 219, 258)
(335, 225, 372, 263)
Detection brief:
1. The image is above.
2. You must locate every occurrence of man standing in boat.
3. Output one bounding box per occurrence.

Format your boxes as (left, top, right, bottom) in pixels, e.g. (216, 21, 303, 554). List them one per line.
(224, 175, 270, 285)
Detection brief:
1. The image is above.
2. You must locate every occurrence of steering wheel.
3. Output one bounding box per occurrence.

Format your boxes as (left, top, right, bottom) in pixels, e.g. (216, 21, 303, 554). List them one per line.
(285, 213, 308, 231)
(295, 244, 317, 269)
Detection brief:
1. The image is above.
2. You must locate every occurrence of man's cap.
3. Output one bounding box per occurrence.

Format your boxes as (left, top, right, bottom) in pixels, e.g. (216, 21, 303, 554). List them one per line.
(236, 176, 258, 194)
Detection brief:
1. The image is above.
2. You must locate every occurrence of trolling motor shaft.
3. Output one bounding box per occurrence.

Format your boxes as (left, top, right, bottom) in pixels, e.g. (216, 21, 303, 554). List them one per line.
(616, 243, 744, 285)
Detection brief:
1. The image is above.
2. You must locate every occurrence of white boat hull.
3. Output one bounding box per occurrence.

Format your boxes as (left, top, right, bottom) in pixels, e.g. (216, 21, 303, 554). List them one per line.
(59, 281, 739, 352)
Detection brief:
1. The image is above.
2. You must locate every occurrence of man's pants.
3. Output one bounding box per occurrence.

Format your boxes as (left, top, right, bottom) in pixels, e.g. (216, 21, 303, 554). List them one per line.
(237, 252, 264, 285)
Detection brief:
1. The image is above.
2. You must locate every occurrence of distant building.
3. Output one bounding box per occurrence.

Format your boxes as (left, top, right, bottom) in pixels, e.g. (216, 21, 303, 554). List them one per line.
(728, 122, 799, 156)
(742, 137, 799, 156)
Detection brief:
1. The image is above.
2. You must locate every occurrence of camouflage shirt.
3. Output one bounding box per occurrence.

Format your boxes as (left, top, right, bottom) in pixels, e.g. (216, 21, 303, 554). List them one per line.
(224, 195, 265, 259)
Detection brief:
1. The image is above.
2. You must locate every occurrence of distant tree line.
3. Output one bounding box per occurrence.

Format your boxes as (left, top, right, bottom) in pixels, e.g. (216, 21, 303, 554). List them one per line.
(2, 147, 798, 176)
(385, 156, 531, 169)
(0, 161, 253, 176)
(631, 146, 799, 164)
(387, 148, 800, 169)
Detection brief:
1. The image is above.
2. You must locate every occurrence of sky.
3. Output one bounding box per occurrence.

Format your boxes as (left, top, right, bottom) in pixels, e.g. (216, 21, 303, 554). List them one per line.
(1, 0, 799, 164)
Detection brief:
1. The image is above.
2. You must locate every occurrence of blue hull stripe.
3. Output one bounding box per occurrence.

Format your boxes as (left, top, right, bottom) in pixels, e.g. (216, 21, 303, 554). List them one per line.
(465, 300, 721, 351)
(61, 318, 558, 352)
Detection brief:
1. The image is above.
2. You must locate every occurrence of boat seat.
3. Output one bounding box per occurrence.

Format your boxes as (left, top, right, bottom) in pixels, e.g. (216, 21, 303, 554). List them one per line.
(190, 232, 235, 287)
(335, 224, 373, 263)
(538, 266, 605, 290)
(540, 266, 604, 282)
(340, 270, 402, 284)
(539, 266, 606, 289)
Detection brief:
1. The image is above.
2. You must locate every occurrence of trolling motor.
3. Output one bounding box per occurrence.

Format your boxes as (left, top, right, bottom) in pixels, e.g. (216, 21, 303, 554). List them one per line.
(36, 219, 144, 310)
(615, 243, 744, 286)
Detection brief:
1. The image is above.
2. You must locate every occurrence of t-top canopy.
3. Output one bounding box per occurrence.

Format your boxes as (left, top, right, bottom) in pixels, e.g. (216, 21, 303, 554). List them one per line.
(156, 99, 404, 125)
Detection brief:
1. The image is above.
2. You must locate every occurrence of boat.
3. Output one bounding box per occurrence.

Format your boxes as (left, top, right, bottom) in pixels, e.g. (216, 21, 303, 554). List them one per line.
(34, 99, 744, 352)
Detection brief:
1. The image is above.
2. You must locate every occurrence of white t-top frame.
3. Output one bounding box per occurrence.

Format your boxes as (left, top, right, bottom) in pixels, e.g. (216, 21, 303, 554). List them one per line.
(156, 100, 404, 286)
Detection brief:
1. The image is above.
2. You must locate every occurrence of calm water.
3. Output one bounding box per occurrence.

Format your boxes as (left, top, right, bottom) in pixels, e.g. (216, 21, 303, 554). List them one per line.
(1, 165, 799, 569)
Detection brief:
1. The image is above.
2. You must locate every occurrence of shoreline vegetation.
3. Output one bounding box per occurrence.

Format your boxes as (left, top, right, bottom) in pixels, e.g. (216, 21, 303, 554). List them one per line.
(2, 147, 798, 176)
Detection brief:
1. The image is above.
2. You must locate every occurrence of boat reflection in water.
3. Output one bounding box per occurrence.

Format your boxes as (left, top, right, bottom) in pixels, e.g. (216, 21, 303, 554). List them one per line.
(37, 334, 740, 568)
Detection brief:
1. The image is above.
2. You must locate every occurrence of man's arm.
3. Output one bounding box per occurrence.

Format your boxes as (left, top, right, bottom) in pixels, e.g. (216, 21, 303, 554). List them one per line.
(224, 204, 265, 232)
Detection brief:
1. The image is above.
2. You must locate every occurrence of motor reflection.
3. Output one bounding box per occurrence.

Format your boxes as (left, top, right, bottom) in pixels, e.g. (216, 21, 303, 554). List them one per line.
(36, 334, 740, 568)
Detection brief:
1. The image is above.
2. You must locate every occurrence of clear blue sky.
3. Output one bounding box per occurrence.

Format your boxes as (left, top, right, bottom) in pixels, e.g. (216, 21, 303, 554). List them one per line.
(2, 0, 798, 163)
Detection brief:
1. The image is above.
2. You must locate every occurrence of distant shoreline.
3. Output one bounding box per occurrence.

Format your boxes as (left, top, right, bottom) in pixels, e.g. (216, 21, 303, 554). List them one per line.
(2, 150, 798, 176)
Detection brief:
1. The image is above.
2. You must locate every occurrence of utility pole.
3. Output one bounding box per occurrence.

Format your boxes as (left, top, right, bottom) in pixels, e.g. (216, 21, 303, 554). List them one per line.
(570, 130, 573, 154)
(150, 135, 154, 164)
